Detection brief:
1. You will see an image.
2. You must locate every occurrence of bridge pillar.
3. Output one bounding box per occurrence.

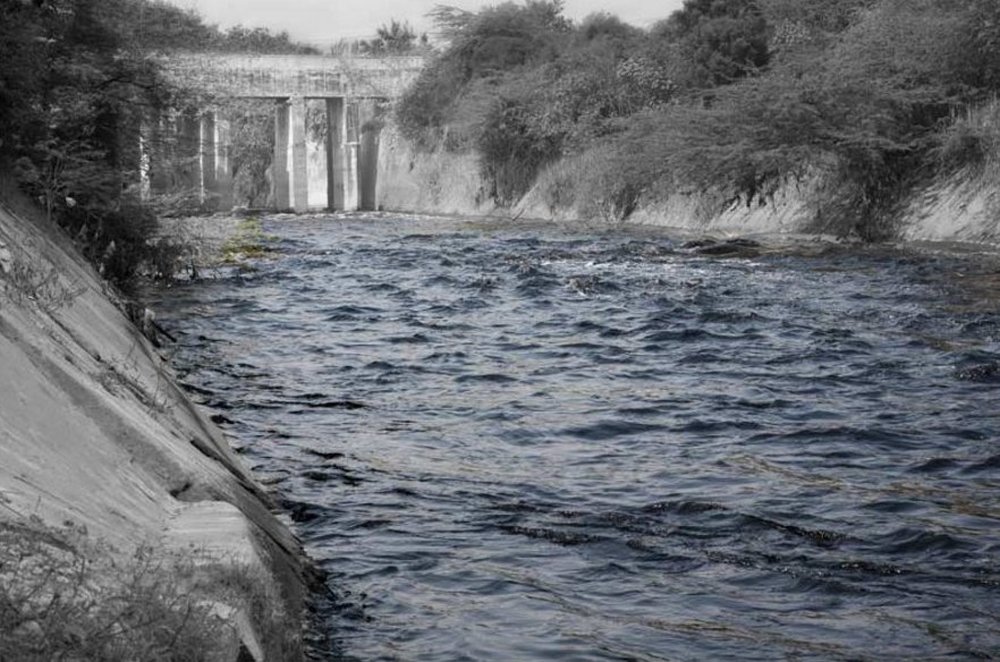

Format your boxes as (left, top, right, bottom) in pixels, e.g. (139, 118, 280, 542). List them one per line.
(139, 130, 150, 200)
(358, 100, 381, 212)
(177, 110, 201, 192)
(345, 100, 360, 211)
(216, 115, 234, 210)
(273, 101, 290, 209)
(325, 98, 345, 211)
(147, 111, 173, 195)
(137, 108, 234, 209)
(138, 114, 156, 200)
(200, 112, 217, 208)
(289, 97, 309, 212)
(199, 111, 233, 211)
(273, 97, 309, 212)
(326, 98, 363, 211)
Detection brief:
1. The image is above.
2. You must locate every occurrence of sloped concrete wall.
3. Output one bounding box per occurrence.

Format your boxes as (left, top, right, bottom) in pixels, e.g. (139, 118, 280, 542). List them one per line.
(900, 168, 1000, 244)
(378, 123, 1000, 244)
(377, 124, 498, 217)
(0, 192, 314, 660)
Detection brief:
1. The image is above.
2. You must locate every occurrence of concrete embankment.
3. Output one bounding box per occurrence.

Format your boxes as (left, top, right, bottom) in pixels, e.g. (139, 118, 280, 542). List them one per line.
(623, 167, 1000, 243)
(375, 121, 1000, 244)
(0, 192, 316, 660)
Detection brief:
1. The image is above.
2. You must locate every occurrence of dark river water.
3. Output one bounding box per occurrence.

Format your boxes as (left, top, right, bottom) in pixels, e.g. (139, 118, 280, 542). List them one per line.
(146, 213, 1000, 661)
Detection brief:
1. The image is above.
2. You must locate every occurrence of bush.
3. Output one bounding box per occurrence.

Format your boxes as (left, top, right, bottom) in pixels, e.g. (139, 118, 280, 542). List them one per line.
(401, 2, 675, 206)
(397, 1, 571, 145)
(0, 520, 304, 662)
(759, 0, 875, 47)
(649, 0, 771, 88)
(578, 0, 989, 237)
(477, 95, 562, 206)
(948, 0, 1000, 94)
(532, 146, 647, 223)
(56, 202, 160, 289)
(397, 0, 1000, 238)
(0, 522, 228, 661)
(935, 102, 1000, 173)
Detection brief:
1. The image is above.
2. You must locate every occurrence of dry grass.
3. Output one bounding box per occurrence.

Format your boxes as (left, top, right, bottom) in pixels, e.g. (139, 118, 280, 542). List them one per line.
(0, 239, 85, 314)
(0, 519, 303, 662)
(935, 100, 1000, 175)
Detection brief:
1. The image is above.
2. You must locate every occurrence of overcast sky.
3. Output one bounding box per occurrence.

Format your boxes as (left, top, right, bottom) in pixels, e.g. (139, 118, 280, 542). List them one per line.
(166, 0, 686, 47)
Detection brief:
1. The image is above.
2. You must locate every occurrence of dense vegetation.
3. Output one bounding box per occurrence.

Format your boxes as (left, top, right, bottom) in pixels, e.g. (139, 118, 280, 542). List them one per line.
(0, 0, 314, 287)
(356, 20, 431, 55)
(0, 521, 303, 661)
(398, 0, 1000, 238)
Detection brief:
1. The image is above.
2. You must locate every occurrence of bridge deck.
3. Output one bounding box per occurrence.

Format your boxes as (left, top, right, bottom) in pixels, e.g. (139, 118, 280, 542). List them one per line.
(162, 53, 425, 99)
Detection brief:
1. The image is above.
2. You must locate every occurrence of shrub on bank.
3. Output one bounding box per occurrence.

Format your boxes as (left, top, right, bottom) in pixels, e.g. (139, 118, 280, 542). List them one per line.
(935, 102, 1000, 175)
(634, 0, 993, 239)
(1, 522, 228, 661)
(400, 0, 1000, 239)
(0, 520, 304, 662)
(397, 0, 570, 149)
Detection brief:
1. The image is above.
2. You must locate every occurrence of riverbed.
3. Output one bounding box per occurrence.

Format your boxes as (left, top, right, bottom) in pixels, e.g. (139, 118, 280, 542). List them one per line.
(146, 213, 1000, 660)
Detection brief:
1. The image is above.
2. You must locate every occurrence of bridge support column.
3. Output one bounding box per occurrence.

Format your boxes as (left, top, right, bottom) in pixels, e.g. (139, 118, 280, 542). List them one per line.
(273, 101, 290, 210)
(138, 115, 153, 200)
(200, 112, 217, 208)
(358, 100, 381, 212)
(273, 97, 309, 212)
(344, 100, 360, 211)
(199, 111, 234, 210)
(177, 110, 201, 192)
(147, 111, 173, 195)
(326, 98, 363, 211)
(216, 115, 234, 210)
(139, 108, 234, 208)
(324, 98, 361, 211)
(325, 98, 344, 211)
(289, 97, 309, 212)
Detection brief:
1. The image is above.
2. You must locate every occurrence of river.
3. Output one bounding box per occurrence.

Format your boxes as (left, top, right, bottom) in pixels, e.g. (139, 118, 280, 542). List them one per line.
(145, 213, 1000, 660)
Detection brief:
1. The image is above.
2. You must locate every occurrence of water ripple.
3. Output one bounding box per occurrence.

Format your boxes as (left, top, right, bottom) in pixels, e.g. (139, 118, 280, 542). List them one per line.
(146, 214, 1000, 661)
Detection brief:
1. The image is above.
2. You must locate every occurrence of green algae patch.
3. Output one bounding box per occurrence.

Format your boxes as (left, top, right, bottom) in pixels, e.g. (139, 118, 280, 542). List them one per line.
(221, 217, 279, 263)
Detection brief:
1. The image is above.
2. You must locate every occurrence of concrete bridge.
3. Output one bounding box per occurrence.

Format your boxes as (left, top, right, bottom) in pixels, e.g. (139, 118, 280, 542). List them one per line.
(148, 54, 424, 212)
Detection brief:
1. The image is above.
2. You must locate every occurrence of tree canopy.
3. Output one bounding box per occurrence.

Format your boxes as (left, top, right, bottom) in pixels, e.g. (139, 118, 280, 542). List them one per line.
(0, 0, 317, 286)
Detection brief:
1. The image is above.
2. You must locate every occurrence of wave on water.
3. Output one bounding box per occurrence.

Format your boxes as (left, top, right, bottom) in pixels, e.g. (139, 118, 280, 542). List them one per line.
(147, 214, 1000, 661)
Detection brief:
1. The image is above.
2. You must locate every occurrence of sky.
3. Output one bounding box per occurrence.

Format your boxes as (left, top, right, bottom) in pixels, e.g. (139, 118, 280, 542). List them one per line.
(166, 0, 686, 48)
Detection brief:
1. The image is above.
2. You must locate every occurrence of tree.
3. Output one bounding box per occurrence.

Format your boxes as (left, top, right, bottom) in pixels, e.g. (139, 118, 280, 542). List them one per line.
(949, 0, 1000, 94)
(361, 20, 425, 55)
(217, 25, 319, 54)
(759, 0, 873, 35)
(652, 0, 770, 87)
(452, 0, 570, 75)
(759, 0, 874, 57)
(576, 12, 643, 49)
(397, 1, 571, 143)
